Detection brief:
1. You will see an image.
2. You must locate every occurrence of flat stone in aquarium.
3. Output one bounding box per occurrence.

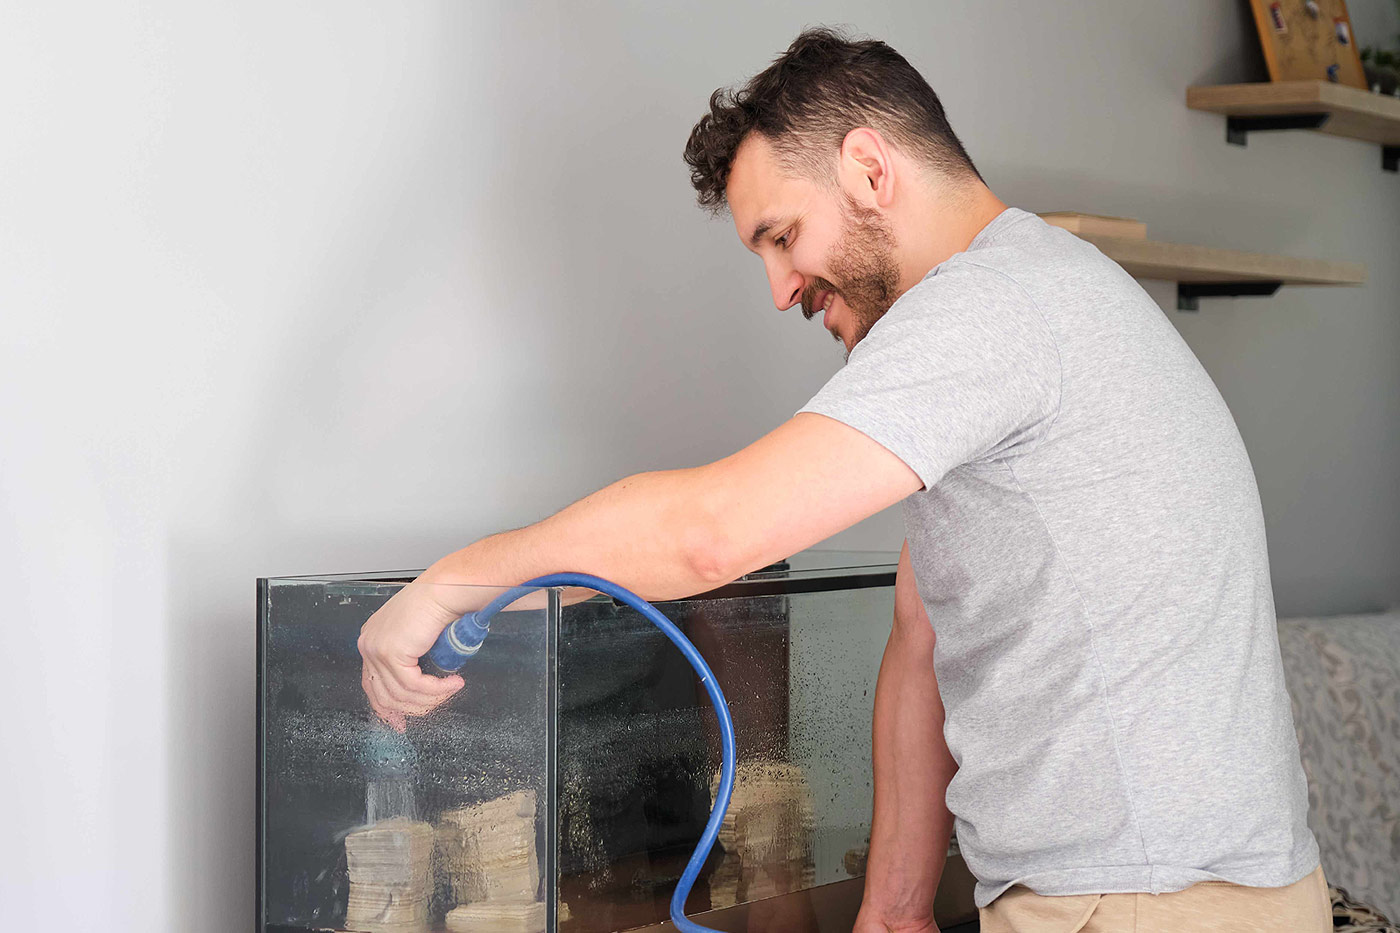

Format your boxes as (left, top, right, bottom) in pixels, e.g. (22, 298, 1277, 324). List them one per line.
(343, 819, 433, 933)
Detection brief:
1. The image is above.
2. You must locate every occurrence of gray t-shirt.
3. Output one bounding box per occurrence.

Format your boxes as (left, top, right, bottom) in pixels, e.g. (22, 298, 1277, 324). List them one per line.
(801, 208, 1318, 907)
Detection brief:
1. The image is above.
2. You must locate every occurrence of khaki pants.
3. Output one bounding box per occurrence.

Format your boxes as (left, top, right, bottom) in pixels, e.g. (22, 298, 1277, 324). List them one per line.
(978, 864, 1329, 933)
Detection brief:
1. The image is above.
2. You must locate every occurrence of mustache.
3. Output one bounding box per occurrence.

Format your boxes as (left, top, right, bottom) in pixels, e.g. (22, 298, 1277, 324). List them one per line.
(800, 277, 840, 320)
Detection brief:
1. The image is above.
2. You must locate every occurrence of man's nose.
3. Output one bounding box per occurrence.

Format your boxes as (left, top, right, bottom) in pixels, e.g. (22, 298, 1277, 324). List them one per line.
(768, 268, 803, 312)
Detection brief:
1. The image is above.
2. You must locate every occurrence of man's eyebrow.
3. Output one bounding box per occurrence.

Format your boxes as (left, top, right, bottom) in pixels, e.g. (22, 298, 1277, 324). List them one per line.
(748, 217, 782, 248)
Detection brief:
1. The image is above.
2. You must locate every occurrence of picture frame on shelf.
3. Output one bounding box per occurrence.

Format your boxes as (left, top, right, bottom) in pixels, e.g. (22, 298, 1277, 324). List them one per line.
(1248, 0, 1368, 89)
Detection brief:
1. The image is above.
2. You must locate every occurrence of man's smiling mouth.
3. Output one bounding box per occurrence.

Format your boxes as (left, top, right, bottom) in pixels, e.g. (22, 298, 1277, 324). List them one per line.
(803, 288, 837, 322)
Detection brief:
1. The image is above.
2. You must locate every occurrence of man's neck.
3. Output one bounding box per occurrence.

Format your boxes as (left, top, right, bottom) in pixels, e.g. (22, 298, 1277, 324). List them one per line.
(894, 184, 1009, 298)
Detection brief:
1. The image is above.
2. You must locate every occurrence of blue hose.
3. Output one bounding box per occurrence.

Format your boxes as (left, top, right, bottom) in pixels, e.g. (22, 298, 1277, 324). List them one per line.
(425, 572, 737, 933)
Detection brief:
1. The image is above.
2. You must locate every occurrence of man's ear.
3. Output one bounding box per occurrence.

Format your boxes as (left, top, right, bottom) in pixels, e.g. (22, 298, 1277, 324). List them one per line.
(837, 128, 895, 209)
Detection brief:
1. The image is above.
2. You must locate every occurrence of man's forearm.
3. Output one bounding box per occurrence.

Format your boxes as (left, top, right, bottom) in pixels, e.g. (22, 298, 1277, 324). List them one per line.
(863, 613, 957, 924)
(407, 414, 923, 621)
(417, 467, 729, 609)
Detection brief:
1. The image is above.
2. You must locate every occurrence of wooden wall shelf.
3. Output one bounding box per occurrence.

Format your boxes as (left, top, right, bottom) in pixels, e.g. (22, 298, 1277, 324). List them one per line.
(1072, 232, 1366, 311)
(1186, 81, 1400, 171)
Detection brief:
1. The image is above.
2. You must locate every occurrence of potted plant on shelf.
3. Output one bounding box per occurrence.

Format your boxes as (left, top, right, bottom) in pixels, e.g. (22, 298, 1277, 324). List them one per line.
(1360, 0, 1400, 95)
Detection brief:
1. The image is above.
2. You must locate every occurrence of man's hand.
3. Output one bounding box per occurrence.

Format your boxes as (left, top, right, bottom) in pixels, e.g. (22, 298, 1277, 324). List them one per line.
(358, 582, 468, 732)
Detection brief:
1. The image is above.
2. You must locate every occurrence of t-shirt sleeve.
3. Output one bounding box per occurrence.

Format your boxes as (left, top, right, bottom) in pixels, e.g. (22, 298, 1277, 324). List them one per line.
(798, 261, 1061, 489)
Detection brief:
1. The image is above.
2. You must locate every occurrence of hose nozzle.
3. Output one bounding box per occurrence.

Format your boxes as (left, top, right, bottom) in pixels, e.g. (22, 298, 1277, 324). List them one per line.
(424, 611, 490, 673)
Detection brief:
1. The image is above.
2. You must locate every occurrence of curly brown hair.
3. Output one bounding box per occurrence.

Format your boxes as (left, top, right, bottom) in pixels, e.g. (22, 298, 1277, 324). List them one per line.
(683, 27, 982, 214)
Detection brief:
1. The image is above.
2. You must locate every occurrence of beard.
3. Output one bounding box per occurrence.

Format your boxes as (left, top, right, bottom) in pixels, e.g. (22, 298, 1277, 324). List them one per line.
(800, 194, 901, 359)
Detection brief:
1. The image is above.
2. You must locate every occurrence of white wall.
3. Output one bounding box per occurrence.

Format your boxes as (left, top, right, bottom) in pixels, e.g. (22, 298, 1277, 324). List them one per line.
(2, 2, 1396, 930)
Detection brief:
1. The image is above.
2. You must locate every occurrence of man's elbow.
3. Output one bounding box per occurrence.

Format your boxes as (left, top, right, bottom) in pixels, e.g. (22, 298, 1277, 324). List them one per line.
(674, 494, 747, 589)
(678, 517, 741, 587)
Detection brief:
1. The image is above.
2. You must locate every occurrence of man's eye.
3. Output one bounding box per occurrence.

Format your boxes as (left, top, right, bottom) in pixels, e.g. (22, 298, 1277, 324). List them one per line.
(776, 232, 791, 249)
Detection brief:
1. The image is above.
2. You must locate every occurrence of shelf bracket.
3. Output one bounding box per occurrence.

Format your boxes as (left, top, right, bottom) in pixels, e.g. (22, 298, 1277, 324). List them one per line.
(1176, 281, 1283, 312)
(1225, 113, 1330, 146)
(1384, 146, 1399, 173)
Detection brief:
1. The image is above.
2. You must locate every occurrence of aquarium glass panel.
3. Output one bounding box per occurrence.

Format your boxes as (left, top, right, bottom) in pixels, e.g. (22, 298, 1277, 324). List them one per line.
(258, 550, 897, 933)
(259, 576, 554, 933)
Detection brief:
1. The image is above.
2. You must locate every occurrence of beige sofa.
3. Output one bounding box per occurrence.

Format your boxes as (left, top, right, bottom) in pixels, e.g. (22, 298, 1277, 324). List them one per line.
(1277, 609, 1400, 929)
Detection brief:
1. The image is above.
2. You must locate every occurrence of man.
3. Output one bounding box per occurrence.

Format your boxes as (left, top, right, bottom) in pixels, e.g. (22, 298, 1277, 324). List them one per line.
(359, 28, 1330, 932)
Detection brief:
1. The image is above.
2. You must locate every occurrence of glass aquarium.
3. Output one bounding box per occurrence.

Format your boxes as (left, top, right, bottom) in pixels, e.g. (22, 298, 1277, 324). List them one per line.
(258, 550, 949, 933)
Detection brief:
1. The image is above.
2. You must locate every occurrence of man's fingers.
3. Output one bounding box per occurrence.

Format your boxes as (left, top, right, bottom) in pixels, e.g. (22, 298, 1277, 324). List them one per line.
(366, 660, 465, 723)
(416, 671, 466, 697)
(384, 680, 445, 718)
(383, 661, 464, 703)
(363, 664, 418, 725)
(387, 663, 460, 704)
(364, 679, 408, 733)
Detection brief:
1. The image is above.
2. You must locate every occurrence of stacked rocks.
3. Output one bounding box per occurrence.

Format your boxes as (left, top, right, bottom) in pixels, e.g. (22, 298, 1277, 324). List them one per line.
(708, 761, 816, 909)
(437, 789, 545, 933)
(343, 819, 434, 933)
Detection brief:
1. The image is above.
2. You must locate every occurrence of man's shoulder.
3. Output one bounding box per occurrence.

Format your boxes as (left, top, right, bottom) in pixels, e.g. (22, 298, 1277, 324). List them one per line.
(894, 251, 1045, 321)
(915, 219, 1139, 317)
(966, 216, 1106, 276)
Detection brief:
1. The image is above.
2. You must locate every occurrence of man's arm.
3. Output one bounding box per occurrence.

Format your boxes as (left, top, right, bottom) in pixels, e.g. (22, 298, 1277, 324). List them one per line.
(854, 540, 957, 933)
(358, 412, 923, 729)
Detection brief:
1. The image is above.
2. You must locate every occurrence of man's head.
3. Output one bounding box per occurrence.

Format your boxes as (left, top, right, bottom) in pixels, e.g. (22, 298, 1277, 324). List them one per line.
(683, 28, 992, 357)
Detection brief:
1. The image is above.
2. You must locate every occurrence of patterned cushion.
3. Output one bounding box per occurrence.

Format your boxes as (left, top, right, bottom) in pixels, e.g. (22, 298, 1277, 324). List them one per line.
(1276, 612, 1400, 923)
(1332, 883, 1400, 932)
